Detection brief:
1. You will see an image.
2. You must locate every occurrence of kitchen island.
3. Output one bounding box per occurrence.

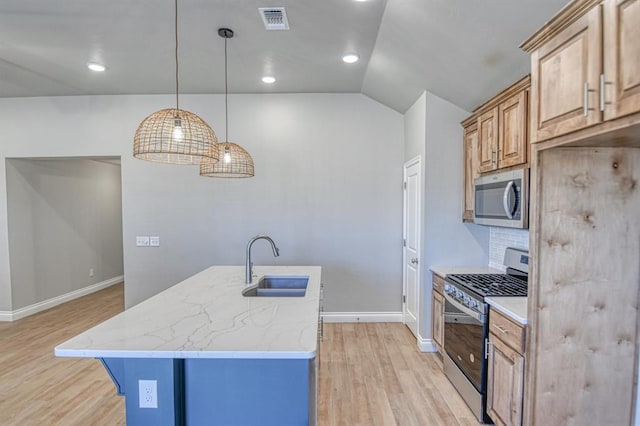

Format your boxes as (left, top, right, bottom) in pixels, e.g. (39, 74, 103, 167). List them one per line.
(55, 265, 322, 426)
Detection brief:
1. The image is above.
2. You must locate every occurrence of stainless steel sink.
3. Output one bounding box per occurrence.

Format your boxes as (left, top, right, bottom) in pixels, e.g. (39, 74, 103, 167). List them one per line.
(242, 275, 309, 297)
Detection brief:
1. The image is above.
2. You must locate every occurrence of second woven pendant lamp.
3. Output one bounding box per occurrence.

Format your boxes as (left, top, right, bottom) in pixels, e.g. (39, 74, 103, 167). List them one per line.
(133, 0, 218, 165)
(200, 28, 254, 178)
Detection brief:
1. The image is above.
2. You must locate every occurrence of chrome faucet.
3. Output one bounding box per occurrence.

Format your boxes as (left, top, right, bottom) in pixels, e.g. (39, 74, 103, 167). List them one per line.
(246, 235, 280, 284)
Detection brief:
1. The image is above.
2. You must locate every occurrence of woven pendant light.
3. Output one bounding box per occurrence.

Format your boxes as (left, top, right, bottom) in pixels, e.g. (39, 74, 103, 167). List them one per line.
(133, 0, 218, 165)
(200, 28, 254, 178)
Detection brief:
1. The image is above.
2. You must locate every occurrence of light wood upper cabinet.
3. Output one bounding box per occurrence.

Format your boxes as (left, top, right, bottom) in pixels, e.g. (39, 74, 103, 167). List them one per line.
(487, 308, 526, 426)
(478, 92, 529, 173)
(466, 76, 530, 175)
(523, 0, 640, 143)
(603, 0, 640, 120)
(498, 91, 528, 169)
(478, 107, 499, 173)
(462, 123, 478, 221)
(528, 5, 602, 142)
(460, 76, 530, 221)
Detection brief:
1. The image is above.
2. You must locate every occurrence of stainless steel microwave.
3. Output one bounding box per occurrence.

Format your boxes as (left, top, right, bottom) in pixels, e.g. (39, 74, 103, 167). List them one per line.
(473, 168, 529, 229)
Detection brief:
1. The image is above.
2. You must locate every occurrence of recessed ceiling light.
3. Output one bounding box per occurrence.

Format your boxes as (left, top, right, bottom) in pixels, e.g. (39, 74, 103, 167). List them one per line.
(354, 0, 368, 2)
(262, 76, 276, 84)
(87, 62, 107, 72)
(342, 54, 359, 64)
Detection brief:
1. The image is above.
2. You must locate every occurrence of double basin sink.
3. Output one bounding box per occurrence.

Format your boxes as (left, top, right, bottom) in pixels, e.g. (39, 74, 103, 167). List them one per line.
(242, 275, 309, 298)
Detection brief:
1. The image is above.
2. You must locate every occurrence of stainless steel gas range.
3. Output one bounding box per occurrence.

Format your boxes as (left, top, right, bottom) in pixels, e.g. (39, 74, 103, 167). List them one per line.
(443, 247, 529, 424)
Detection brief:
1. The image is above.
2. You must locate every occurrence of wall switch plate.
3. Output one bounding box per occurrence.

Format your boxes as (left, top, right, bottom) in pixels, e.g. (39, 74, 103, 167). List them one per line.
(89, 268, 94, 277)
(138, 379, 158, 408)
(136, 236, 150, 247)
(149, 236, 160, 247)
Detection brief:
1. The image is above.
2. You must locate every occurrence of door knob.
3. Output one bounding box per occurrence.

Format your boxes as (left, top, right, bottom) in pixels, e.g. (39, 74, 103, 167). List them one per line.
(411, 258, 419, 264)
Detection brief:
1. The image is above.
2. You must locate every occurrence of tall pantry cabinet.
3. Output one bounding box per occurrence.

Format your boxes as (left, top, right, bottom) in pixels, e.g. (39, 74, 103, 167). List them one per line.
(521, 0, 640, 425)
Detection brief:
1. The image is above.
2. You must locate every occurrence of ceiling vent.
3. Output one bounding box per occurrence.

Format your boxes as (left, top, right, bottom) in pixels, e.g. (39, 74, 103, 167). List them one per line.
(259, 7, 290, 30)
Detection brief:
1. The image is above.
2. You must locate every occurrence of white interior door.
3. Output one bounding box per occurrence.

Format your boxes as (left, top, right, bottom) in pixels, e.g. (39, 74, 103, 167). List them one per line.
(403, 157, 421, 338)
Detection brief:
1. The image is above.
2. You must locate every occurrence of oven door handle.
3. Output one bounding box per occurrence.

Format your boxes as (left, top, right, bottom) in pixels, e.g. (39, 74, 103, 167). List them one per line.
(444, 291, 484, 322)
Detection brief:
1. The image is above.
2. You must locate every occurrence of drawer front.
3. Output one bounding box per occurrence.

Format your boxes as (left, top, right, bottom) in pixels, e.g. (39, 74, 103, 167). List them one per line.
(489, 308, 525, 354)
(432, 274, 445, 294)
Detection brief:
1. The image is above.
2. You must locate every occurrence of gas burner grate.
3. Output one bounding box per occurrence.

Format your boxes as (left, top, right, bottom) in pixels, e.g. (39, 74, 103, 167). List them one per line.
(447, 273, 528, 297)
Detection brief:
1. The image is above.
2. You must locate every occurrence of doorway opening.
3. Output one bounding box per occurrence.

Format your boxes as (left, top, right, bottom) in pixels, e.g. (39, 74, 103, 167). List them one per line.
(4, 156, 123, 320)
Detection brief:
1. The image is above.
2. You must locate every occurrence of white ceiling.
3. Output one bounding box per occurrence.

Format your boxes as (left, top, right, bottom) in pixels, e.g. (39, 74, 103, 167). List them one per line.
(0, 0, 567, 113)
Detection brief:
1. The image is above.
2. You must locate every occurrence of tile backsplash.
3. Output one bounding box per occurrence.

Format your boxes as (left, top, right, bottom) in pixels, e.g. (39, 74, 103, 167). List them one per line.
(489, 227, 529, 271)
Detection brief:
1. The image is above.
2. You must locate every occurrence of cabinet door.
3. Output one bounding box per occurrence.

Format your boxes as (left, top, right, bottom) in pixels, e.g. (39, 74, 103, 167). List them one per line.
(463, 123, 478, 221)
(603, 0, 640, 120)
(477, 107, 498, 173)
(487, 333, 524, 426)
(432, 291, 444, 353)
(529, 6, 602, 142)
(498, 91, 528, 168)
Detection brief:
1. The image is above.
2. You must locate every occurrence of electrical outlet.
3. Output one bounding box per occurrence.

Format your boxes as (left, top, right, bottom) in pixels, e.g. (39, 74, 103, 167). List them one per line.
(138, 379, 158, 408)
(149, 236, 160, 247)
(89, 268, 94, 277)
(136, 236, 150, 247)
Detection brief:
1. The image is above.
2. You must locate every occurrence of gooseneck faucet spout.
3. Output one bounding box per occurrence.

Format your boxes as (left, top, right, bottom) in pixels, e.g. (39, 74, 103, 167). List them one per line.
(246, 235, 280, 284)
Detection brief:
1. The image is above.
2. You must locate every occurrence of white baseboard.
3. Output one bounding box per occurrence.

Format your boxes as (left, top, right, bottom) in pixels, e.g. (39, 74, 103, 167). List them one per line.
(321, 311, 403, 323)
(418, 334, 438, 352)
(0, 275, 123, 322)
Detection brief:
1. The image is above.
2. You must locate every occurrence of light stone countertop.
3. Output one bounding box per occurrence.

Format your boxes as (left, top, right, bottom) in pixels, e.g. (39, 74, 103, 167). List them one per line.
(55, 265, 322, 360)
(429, 265, 502, 278)
(486, 297, 528, 325)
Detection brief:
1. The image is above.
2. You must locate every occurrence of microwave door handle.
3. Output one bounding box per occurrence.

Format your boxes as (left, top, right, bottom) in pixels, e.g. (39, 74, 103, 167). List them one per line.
(503, 180, 516, 219)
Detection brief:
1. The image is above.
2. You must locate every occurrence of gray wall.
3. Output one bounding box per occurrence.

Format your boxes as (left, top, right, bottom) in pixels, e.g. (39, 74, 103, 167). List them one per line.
(404, 92, 426, 161)
(0, 93, 403, 312)
(5, 158, 123, 310)
(404, 91, 490, 339)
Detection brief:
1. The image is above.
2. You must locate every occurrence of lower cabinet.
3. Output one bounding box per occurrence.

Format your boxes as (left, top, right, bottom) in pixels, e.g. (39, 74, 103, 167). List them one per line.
(432, 274, 445, 354)
(486, 308, 525, 426)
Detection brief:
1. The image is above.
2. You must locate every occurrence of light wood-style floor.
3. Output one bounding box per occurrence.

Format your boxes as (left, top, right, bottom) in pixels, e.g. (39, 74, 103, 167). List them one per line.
(0, 284, 481, 425)
(0, 283, 126, 425)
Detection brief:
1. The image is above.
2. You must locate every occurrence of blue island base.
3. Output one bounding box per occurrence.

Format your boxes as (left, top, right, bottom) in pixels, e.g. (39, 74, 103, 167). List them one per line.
(100, 357, 317, 426)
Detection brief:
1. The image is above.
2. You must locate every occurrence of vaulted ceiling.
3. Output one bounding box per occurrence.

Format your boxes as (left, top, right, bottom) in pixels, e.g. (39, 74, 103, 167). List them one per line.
(0, 0, 567, 113)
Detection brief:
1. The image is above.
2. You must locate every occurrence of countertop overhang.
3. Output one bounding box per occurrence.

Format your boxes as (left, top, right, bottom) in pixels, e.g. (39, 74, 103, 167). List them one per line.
(55, 265, 322, 360)
(429, 265, 503, 277)
(486, 296, 527, 325)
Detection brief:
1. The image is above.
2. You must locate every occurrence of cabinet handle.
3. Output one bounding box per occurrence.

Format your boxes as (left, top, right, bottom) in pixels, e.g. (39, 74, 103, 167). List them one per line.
(584, 82, 597, 117)
(493, 324, 509, 334)
(599, 74, 605, 112)
(583, 82, 589, 117)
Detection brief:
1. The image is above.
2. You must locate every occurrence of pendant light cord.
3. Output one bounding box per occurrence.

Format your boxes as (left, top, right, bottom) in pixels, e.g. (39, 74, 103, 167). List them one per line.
(224, 36, 229, 143)
(174, 0, 180, 114)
